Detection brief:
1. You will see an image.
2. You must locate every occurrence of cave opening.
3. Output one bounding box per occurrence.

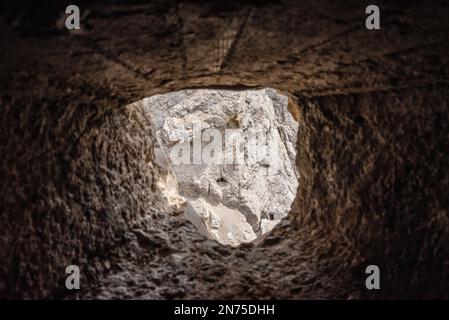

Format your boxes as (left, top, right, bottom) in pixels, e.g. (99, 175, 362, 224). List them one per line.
(137, 88, 299, 247)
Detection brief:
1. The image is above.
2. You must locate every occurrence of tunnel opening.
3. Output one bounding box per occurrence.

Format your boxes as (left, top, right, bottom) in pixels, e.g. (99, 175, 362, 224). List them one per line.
(135, 88, 299, 247)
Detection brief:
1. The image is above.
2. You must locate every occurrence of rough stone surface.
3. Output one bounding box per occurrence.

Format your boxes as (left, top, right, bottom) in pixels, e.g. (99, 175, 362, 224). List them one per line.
(0, 0, 448, 299)
(139, 88, 298, 246)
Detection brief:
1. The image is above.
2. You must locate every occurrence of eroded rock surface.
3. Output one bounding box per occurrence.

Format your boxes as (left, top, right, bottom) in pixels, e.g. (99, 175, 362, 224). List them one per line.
(139, 88, 298, 246)
(0, 0, 448, 300)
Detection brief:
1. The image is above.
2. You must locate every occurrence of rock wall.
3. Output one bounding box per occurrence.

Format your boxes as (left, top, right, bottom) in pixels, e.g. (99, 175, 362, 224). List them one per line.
(0, 0, 448, 299)
(139, 88, 298, 246)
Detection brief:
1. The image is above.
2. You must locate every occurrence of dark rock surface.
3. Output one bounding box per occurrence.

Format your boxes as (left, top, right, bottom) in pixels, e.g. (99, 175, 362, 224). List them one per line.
(0, 0, 448, 299)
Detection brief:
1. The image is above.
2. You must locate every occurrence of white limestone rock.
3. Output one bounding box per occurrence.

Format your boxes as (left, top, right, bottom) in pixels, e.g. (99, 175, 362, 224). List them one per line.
(143, 88, 298, 246)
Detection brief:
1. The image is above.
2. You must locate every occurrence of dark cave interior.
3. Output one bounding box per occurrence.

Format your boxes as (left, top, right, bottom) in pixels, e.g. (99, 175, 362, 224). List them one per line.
(0, 0, 448, 299)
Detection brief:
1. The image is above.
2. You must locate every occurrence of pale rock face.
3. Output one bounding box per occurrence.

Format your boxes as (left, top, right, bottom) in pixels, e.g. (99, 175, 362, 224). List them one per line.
(142, 88, 298, 246)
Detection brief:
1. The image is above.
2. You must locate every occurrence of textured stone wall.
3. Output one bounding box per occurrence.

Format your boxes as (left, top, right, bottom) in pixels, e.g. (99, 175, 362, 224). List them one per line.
(0, 0, 448, 299)
(293, 90, 449, 298)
